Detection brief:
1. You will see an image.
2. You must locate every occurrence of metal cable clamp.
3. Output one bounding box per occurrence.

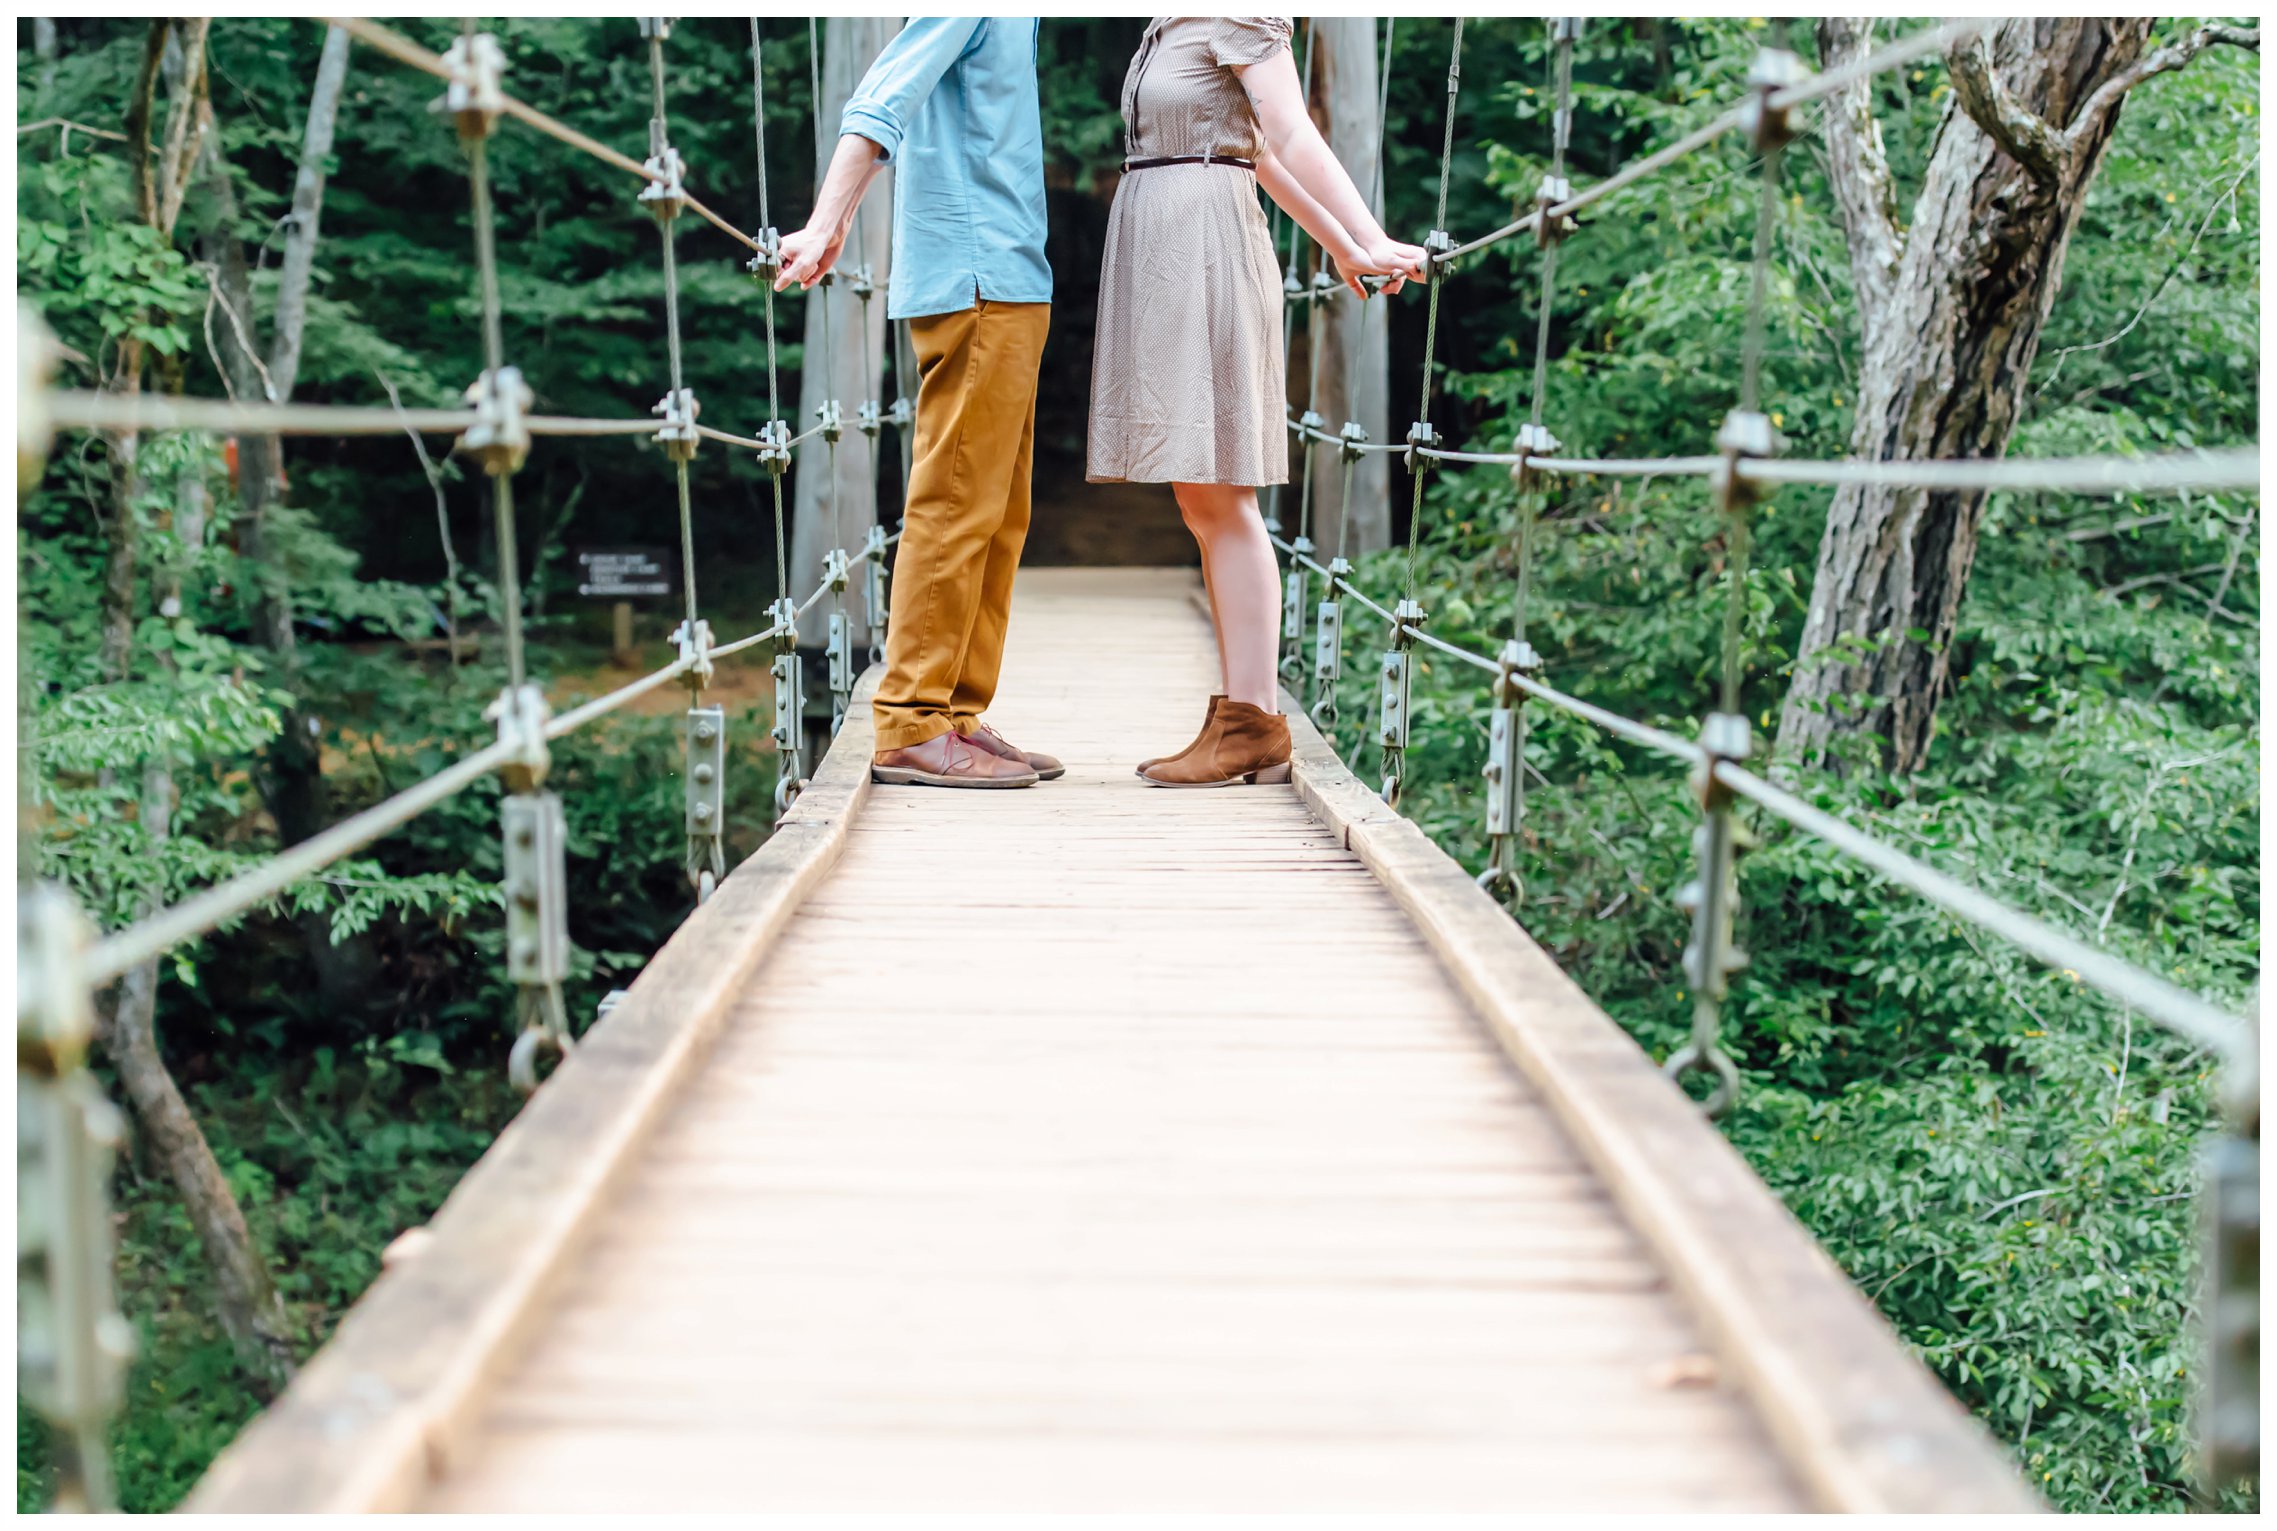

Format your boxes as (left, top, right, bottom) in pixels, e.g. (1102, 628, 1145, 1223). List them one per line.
(486, 681, 552, 794)
(816, 398, 844, 446)
(1740, 48, 1808, 153)
(861, 525, 890, 665)
(1511, 421, 1562, 495)
(1310, 555, 1352, 726)
(1377, 597, 1426, 805)
(1711, 408, 1780, 515)
(1404, 418, 1441, 474)
(753, 418, 792, 475)
(767, 595, 806, 814)
(684, 704, 728, 904)
(502, 790, 574, 1094)
(438, 31, 506, 142)
(652, 386, 700, 462)
(669, 614, 714, 690)
(744, 225, 782, 281)
(456, 365, 535, 477)
(1535, 174, 1576, 248)
(638, 142, 689, 222)
(1337, 420, 1370, 461)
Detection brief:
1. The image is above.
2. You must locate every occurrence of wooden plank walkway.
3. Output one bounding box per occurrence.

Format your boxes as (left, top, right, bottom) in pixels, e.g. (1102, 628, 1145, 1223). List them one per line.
(190, 568, 2034, 1514)
(428, 569, 1795, 1512)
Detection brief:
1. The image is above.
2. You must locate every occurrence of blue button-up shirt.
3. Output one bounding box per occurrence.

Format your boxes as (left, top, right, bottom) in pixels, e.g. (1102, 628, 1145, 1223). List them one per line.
(840, 18, 1052, 321)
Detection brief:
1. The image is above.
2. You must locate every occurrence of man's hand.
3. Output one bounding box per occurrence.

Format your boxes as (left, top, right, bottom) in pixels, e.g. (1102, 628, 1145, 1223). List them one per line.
(775, 222, 845, 292)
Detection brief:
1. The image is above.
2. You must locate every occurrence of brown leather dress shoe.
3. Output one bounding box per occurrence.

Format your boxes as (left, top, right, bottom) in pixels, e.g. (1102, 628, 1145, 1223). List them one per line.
(1135, 694, 1223, 777)
(962, 721, 1065, 781)
(873, 730, 1039, 788)
(1139, 700, 1292, 788)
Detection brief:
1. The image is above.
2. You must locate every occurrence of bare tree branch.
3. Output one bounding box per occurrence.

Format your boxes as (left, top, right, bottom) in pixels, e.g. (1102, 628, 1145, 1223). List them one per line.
(1946, 28, 2067, 185)
(154, 18, 211, 235)
(1813, 18, 1905, 339)
(2066, 23, 2259, 150)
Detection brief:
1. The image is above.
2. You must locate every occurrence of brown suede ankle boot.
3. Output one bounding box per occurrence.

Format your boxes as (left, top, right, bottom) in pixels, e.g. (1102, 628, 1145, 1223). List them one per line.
(1138, 701, 1292, 788)
(1134, 694, 1224, 777)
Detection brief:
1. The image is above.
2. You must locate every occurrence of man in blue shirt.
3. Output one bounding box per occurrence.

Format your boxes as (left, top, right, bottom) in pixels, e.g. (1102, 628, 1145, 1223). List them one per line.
(777, 17, 1060, 789)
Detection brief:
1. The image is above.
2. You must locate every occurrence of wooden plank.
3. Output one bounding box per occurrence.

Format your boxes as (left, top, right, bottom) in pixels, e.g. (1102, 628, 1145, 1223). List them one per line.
(1278, 687, 2042, 1513)
(419, 569, 1805, 1513)
(182, 670, 887, 1513)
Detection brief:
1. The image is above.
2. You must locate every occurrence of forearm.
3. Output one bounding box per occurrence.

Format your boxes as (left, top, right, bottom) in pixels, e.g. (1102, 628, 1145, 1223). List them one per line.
(1266, 128, 1388, 249)
(1256, 152, 1359, 265)
(808, 133, 885, 238)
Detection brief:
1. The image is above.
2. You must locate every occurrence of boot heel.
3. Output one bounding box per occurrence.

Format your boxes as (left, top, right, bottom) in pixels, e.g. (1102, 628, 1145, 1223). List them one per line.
(1250, 762, 1293, 785)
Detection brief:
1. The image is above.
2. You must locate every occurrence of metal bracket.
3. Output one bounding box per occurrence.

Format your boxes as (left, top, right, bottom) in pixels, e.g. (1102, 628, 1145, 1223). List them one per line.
(1475, 639, 1543, 904)
(1665, 711, 1753, 1117)
(745, 225, 782, 281)
(861, 524, 890, 665)
(638, 143, 689, 222)
(1310, 556, 1352, 726)
(1423, 227, 1457, 276)
(1405, 419, 1440, 473)
(767, 595, 807, 813)
(1377, 597, 1426, 805)
(438, 31, 506, 141)
(502, 791, 570, 988)
(1511, 421, 1562, 494)
(1535, 174, 1576, 248)
(1711, 408, 1780, 515)
(456, 365, 535, 477)
(486, 682, 552, 793)
(1740, 48, 1808, 152)
(816, 398, 844, 446)
(684, 703, 726, 840)
(652, 386, 700, 462)
(753, 418, 792, 475)
(669, 615, 714, 690)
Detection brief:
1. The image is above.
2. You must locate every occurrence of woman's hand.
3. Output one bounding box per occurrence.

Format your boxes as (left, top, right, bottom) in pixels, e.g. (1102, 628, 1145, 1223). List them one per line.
(1332, 237, 1431, 299)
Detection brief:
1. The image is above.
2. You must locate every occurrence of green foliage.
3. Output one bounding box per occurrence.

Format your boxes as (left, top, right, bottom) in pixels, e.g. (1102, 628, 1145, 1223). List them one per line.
(1311, 16, 2258, 1513)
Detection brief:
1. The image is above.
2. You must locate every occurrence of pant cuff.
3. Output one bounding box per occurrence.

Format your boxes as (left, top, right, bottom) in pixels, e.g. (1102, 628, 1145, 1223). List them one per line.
(873, 713, 957, 753)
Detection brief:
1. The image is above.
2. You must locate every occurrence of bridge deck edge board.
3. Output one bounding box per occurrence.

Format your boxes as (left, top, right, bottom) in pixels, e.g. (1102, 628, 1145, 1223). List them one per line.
(181, 670, 885, 1514)
(1276, 686, 2042, 1516)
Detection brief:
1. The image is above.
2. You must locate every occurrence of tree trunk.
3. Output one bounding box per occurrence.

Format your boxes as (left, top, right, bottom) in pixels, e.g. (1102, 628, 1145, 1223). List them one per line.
(95, 19, 299, 1394)
(1778, 18, 2252, 771)
(791, 17, 894, 644)
(1305, 17, 1390, 557)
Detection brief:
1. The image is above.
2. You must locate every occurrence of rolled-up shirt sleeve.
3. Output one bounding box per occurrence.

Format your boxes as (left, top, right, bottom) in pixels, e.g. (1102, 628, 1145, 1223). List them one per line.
(838, 18, 982, 163)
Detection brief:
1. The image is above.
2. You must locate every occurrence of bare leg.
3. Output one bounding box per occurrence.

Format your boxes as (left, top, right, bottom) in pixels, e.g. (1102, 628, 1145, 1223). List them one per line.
(1196, 540, 1229, 694)
(1171, 482, 1281, 712)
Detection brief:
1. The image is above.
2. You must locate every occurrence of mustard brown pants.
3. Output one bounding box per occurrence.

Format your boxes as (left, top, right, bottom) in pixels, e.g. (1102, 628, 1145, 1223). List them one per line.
(873, 299, 1051, 751)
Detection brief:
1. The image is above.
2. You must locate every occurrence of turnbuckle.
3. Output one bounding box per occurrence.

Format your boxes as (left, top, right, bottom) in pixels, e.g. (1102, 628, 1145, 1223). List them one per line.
(1665, 711, 1754, 1118)
(652, 386, 700, 462)
(1476, 637, 1543, 905)
(456, 365, 535, 477)
(438, 31, 506, 142)
(1377, 597, 1426, 805)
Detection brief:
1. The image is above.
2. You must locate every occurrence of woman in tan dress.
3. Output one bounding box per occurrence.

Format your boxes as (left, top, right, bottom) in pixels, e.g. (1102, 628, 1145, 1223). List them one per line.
(1089, 17, 1426, 787)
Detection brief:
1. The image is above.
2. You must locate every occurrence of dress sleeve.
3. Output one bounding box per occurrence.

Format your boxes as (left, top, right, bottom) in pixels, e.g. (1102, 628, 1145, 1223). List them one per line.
(1210, 16, 1293, 70)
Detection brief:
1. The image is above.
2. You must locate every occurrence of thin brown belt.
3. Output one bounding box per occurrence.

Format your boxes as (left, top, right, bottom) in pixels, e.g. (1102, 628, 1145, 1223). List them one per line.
(1122, 154, 1256, 171)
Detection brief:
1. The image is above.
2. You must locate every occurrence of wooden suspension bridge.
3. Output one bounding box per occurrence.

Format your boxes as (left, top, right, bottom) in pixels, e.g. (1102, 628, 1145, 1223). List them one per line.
(183, 570, 2037, 1513)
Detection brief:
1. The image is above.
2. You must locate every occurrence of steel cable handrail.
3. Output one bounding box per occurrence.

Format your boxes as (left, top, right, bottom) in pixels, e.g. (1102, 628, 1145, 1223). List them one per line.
(1269, 530, 2251, 1056)
(74, 529, 896, 990)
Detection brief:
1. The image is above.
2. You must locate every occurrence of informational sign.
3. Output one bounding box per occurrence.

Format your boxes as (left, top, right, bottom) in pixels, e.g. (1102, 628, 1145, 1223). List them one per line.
(575, 546, 674, 600)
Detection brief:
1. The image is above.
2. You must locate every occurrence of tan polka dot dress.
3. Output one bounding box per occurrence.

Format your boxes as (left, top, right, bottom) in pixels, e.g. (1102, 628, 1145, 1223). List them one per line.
(1086, 16, 1293, 488)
